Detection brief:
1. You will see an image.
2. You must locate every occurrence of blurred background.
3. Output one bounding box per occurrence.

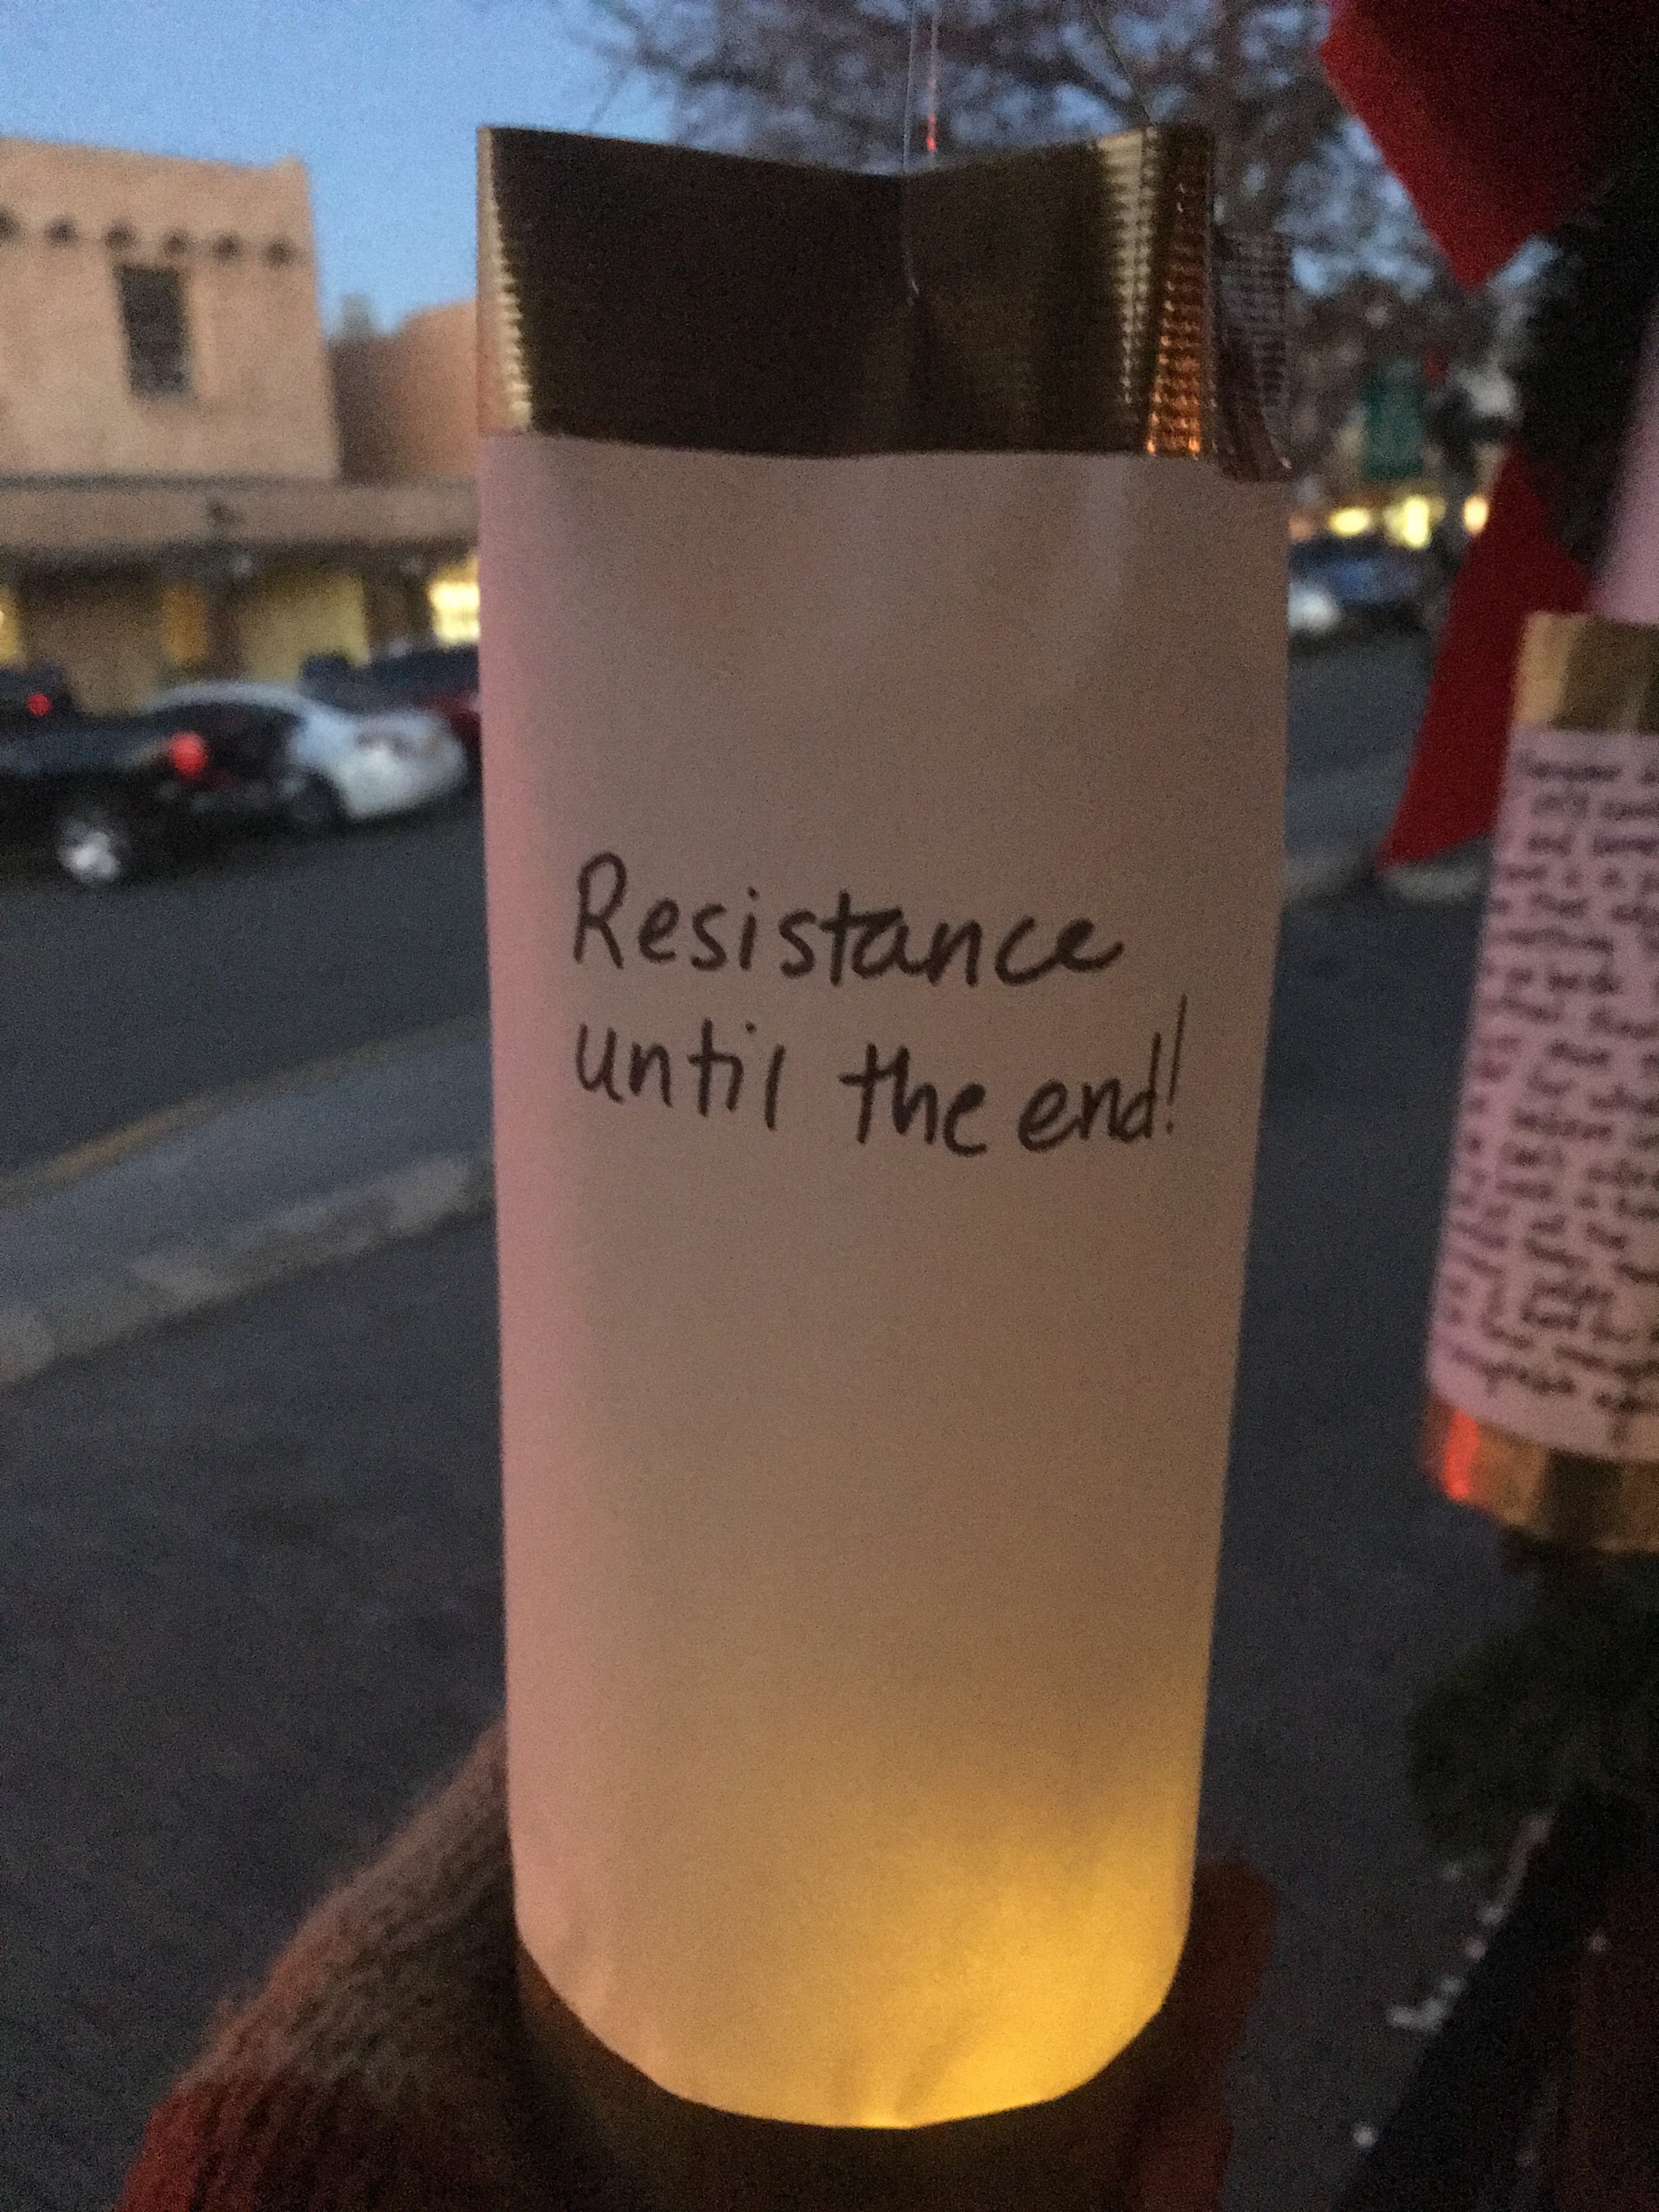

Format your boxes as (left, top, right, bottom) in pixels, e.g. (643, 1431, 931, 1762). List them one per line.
(0, 8, 1570, 2211)
(0, 0, 1518, 739)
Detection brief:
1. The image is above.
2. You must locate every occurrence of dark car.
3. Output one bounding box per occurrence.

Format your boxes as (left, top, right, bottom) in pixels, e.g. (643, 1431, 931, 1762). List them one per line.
(301, 642, 480, 774)
(1289, 534, 1431, 634)
(0, 681, 299, 886)
(0, 664, 77, 731)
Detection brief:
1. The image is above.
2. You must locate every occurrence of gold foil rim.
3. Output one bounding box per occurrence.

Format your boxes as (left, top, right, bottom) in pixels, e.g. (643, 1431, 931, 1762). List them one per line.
(477, 125, 1283, 476)
(1424, 1394, 1659, 1556)
(1516, 611, 1659, 734)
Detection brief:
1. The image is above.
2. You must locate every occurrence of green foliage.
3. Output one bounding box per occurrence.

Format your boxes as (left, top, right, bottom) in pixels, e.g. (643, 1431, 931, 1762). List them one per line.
(1408, 1558, 1659, 1868)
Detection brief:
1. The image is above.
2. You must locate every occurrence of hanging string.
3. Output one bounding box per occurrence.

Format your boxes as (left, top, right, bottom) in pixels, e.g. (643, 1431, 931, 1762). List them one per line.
(925, 0, 942, 158)
(901, 0, 941, 301)
(906, 0, 1151, 167)
(1079, 0, 1159, 131)
(901, 0, 1155, 303)
(902, 0, 942, 174)
(1076, 0, 1155, 132)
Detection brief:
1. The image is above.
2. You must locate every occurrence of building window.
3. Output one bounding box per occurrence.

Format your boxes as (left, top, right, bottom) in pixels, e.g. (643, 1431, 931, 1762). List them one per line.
(210, 232, 243, 261)
(45, 217, 79, 246)
(160, 581, 212, 670)
(427, 554, 480, 645)
(264, 238, 299, 267)
(104, 222, 137, 252)
(0, 210, 19, 244)
(0, 585, 25, 668)
(118, 264, 192, 398)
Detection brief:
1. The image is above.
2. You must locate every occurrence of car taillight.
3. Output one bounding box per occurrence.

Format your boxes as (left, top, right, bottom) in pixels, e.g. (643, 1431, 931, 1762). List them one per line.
(27, 692, 51, 718)
(167, 731, 211, 778)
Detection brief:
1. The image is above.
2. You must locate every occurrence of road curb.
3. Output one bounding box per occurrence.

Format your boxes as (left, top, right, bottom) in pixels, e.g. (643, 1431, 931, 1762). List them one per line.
(0, 1011, 490, 1214)
(0, 830, 1399, 1388)
(1283, 842, 1373, 907)
(0, 1149, 495, 1390)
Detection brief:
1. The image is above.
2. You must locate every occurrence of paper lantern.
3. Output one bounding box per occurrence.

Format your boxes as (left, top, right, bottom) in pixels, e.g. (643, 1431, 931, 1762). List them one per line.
(478, 125, 1285, 2140)
(1425, 315, 1659, 1550)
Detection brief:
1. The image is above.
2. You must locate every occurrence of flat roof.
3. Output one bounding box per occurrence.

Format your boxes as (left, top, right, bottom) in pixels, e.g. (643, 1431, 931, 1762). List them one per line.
(0, 474, 476, 571)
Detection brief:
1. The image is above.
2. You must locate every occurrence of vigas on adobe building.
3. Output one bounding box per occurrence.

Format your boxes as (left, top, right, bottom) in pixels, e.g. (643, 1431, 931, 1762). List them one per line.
(0, 137, 475, 709)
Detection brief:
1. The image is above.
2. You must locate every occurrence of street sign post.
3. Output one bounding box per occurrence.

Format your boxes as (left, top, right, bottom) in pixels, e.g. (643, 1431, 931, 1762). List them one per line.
(1363, 356, 1426, 480)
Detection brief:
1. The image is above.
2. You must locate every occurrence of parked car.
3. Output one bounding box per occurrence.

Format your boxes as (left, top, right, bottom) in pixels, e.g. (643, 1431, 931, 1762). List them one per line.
(149, 680, 469, 832)
(301, 643, 480, 775)
(0, 681, 294, 886)
(1288, 575, 1344, 640)
(0, 663, 77, 732)
(1289, 534, 1431, 637)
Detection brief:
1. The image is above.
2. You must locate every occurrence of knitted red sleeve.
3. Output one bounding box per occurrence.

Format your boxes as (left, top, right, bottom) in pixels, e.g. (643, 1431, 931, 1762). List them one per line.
(115, 1726, 613, 2212)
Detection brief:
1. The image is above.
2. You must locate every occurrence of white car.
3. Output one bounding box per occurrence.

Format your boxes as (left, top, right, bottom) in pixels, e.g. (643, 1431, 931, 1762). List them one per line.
(1288, 577, 1343, 640)
(148, 680, 469, 832)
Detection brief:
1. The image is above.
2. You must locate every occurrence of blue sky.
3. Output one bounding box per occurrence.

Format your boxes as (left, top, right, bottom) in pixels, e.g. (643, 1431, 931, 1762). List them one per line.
(0, 0, 668, 329)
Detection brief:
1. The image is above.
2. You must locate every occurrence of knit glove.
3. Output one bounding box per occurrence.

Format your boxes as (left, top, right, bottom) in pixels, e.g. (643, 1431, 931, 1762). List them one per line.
(117, 1724, 619, 2211)
(117, 1722, 1271, 2212)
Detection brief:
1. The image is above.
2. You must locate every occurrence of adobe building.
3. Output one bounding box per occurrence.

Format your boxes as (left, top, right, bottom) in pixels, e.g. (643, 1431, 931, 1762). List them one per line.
(0, 137, 475, 709)
(330, 298, 476, 484)
(328, 296, 478, 646)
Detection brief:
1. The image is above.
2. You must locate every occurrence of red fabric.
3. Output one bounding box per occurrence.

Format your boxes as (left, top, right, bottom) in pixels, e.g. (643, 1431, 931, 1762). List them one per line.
(1321, 0, 1659, 288)
(1376, 449, 1589, 867)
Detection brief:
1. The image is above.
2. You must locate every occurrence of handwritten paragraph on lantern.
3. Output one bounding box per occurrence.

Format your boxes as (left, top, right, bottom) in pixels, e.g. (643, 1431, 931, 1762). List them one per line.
(1430, 730, 1659, 1455)
(566, 851, 1188, 1159)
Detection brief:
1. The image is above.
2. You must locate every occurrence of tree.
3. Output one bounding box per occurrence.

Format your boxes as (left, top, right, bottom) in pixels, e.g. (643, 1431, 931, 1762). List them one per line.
(567, 0, 1518, 486)
(577, 1, 1431, 283)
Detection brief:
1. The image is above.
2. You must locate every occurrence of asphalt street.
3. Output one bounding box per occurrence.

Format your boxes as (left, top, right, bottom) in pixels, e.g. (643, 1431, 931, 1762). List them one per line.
(0, 795, 490, 1179)
(3, 878, 1527, 2212)
(0, 635, 1427, 1181)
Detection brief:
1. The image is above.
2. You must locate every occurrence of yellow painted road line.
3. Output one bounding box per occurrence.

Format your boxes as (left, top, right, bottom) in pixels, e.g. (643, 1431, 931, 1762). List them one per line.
(0, 1010, 490, 1213)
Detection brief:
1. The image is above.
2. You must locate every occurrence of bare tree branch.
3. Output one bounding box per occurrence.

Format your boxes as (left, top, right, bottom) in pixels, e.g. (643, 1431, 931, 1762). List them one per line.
(567, 0, 1518, 483)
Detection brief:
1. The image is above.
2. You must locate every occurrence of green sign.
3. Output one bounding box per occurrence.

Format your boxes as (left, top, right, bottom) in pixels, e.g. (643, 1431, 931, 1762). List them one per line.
(1362, 358, 1425, 481)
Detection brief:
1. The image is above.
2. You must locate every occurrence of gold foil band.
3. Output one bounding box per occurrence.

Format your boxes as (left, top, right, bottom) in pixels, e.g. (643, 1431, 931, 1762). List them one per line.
(1515, 610, 1659, 733)
(478, 125, 1282, 477)
(1431, 611, 1659, 1555)
(517, 1939, 1169, 2212)
(1424, 1393, 1659, 1556)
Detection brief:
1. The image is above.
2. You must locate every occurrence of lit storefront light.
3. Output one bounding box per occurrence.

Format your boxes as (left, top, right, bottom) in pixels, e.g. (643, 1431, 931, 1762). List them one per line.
(1327, 506, 1374, 538)
(1463, 494, 1490, 534)
(160, 580, 212, 670)
(429, 553, 479, 644)
(0, 584, 24, 667)
(1384, 493, 1435, 550)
